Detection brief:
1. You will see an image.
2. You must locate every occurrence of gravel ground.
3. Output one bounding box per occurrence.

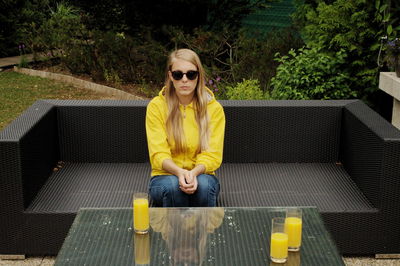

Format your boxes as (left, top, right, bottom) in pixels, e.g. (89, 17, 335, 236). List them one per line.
(343, 256, 400, 266)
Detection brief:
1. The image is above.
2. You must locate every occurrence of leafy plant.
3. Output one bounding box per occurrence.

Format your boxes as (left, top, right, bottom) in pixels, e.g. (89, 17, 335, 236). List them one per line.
(271, 47, 356, 100)
(18, 56, 29, 68)
(384, 38, 400, 75)
(225, 79, 267, 100)
(1, 0, 58, 57)
(385, 38, 400, 61)
(292, 0, 400, 102)
(233, 28, 304, 92)
(19, 1, 84, 60)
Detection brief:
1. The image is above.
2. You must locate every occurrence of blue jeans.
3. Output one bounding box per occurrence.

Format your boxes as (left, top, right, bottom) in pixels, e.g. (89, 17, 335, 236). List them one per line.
(148, 174, 220, 207)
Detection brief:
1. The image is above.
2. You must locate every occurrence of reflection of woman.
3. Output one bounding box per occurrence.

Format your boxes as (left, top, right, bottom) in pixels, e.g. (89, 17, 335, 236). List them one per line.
(150, 208, 224, 266)
(146, 49, 225, 207)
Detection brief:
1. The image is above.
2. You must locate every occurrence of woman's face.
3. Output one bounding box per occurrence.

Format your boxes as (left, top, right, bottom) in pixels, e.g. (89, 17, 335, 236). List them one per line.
(169, 59, 198, 105)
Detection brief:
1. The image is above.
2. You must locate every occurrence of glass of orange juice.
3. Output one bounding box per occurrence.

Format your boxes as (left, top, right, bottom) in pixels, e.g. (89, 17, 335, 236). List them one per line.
(133, 193, 149, 234)
(285, 208, 302, 252)
(270, 217, 288, 263)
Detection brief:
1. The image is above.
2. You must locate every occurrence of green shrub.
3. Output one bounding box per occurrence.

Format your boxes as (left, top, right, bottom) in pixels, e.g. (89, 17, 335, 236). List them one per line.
(62, 30, 167, 90)
(225, 79, 267, 100)
(20, 2, 84, 60)
(21, 2, 168, 94)
(292, 0, 400, 102)
(271, 47, 357, 100)
(18, 55, 29, 68)
(233, 28, 304, 92)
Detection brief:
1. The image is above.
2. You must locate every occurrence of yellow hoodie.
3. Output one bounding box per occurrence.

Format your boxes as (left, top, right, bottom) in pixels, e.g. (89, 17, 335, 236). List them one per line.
(145, 87, 225, 177)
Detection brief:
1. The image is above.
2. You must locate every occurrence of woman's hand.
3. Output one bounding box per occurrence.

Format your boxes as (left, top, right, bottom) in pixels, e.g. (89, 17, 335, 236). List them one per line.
(179, 164, 205, 194)
(178, 170, 198, 194)
(162, 159, 205, 195)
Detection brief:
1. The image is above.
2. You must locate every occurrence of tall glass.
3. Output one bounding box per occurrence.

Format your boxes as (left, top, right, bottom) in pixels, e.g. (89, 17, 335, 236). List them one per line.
(133, 193, 149, 234)
(285, 208, 302, 252)
(270, 252, 300, 266)
(270, 217, 288, 263)
(134, 233, 150, 265)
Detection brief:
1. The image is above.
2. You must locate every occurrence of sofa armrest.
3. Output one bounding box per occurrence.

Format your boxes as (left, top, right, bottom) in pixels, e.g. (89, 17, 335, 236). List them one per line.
(0, 100, 59, 222)
(0, 100, 59, 253)
(340, 100, 400, 211)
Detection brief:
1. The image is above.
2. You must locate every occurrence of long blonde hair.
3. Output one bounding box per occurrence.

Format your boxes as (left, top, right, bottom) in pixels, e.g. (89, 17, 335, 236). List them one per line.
(165, 49, 210, 154)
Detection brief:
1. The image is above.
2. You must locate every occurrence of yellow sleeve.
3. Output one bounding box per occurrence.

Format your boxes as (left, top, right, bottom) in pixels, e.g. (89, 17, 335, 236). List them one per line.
(195, 102, 225, 173)
(145, 99, 172, 172)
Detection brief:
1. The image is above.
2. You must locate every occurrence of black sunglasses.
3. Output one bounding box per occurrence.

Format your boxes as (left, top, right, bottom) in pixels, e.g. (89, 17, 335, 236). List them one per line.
(171, 70, 199, 81)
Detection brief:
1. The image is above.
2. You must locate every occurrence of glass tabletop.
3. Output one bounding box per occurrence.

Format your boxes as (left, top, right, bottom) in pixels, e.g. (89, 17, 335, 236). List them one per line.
(55, 207, 344, 266)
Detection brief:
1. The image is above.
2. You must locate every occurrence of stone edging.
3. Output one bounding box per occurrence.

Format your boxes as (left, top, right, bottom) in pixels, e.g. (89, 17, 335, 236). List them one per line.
(13, 66, 144, 100)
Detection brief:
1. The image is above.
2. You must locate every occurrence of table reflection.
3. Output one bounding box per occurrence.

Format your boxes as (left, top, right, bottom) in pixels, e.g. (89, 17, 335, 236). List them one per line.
(134, 233, 150, 265)
(150, 208, 224, 266)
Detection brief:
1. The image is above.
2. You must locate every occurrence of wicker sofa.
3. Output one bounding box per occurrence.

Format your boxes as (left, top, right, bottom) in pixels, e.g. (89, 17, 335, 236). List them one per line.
(1, 99, 399, 256)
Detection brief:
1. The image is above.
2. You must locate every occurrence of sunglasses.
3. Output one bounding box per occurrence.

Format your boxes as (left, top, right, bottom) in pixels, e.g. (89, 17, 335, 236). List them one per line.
(171, 70, 199, 81)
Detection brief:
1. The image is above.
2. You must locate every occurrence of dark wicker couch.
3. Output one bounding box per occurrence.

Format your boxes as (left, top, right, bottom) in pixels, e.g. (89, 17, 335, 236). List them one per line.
(1, 99, 399, 256)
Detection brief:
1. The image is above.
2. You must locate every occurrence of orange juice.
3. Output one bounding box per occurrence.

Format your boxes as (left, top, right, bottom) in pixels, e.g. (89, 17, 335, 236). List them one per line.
(270, 232, 288, 260)
(285, 217, 302, 251)
(133, 198, 149, 233)
(134, 233, 150, 265)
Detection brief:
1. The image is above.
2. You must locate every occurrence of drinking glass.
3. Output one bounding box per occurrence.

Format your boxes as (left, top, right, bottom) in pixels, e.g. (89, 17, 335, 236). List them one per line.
(270, 252, 300, 266)
(133, 193, 149, 234)
(270, 217, 288, 263)
(285, 208, 302, 252)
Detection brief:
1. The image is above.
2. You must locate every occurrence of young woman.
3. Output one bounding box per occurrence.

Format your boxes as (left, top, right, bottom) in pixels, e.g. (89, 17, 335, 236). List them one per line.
(146, 48, 225, 207)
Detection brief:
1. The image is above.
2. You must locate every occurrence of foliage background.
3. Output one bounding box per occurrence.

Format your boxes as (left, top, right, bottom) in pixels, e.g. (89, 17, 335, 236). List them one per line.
(1, 0, 399, 116)
(287, 0, 400, 105)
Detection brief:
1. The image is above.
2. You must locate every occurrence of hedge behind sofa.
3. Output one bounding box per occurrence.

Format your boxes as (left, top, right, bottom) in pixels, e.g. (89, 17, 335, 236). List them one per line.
(0, 99, 399, 256)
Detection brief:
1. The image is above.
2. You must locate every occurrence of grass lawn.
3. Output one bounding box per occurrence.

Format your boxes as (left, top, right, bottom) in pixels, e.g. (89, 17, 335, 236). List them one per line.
(0, 71, 114, 130)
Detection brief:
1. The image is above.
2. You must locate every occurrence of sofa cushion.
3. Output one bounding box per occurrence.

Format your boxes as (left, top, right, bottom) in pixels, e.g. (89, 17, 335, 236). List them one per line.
(218, 163, 375, 212)
(26, 162, 375, 213)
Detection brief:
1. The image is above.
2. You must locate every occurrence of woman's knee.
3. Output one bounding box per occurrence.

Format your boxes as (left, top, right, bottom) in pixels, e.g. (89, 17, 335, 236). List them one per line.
(149, 175, 189, 207)
(197, 174, 220, 194)
(193, 174, 220, 207)
(149, 175, 179, 199)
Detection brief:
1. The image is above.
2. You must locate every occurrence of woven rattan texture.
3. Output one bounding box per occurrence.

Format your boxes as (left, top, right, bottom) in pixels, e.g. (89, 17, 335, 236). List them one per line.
(340, 101, 400, 206)
(27, 163, 151, 212)
(0, 100, 57, 254)
(57, 105, 148, 162)
(339, 101, 400, 253)
(380, 140, 400, 252)
(223, 105, 342, 163)
(217, 163, 374, 211)
(217, 162, 379, 254)
(0, 100, 54, 139)
(0, 142, 24, 254)
(22, 212, 75, 255)
(21, 107, 59, 208)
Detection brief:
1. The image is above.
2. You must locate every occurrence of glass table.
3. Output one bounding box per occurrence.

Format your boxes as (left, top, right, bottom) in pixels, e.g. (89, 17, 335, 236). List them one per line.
(55, 207, 345, 266)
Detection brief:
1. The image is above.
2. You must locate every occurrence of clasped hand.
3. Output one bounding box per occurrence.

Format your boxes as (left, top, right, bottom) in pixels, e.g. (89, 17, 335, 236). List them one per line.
(178, 169, 198, 194)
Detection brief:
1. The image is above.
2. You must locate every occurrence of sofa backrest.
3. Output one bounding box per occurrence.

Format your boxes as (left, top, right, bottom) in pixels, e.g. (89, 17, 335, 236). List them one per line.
(56, 100, 149, 163)
(222, 100, 349, 163)
(53, 100, 352, 163)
